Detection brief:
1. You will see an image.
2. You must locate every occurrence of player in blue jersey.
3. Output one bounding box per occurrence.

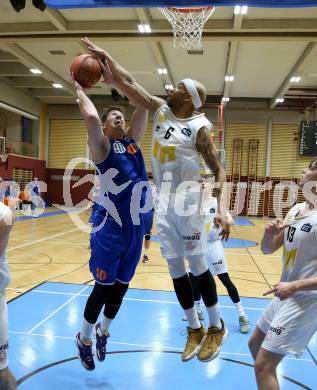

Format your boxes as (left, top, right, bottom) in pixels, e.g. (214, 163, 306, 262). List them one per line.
(71, 74, 149, 371)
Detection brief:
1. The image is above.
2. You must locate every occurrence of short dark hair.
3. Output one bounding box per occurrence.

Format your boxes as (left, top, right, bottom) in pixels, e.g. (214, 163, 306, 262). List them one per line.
(101, 106, 125, 123)
(309, 158, 317, 170)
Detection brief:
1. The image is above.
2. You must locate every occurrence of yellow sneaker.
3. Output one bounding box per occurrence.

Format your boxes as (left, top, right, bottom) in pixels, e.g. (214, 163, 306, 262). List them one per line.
(197, 319, 228, 362)
(182, 325, 207, 362)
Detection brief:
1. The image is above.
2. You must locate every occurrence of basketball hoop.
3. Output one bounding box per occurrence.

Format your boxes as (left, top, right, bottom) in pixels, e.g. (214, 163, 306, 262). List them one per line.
(0, 152, 8, 164)
(159, 6, 216, 49)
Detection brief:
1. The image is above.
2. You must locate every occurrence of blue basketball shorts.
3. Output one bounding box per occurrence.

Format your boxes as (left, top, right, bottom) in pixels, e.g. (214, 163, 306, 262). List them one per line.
(89, 216, 145, 284)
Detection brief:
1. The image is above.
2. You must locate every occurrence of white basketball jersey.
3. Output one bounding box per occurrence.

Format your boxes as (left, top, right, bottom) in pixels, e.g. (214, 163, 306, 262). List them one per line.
(282, 203, 317, 295)
(152, 105, 212, 191)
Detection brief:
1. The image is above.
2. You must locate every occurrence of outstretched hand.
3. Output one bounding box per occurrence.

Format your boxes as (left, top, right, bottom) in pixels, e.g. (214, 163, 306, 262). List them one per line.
(70, 72, 84, 92)
(98, 59, 116, 85)
(215, 213, 230, 241)
(82, 37, 107, 59)
(263, 281, 297, 300)
(264, 218, 289, 236)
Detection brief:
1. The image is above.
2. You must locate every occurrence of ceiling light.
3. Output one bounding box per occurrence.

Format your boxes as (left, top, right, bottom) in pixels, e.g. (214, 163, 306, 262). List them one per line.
(290, 76, 301, 83)
(275, 98, 284, 103)
(222, 97, 230, 102)
(52, 83, 63, 89)
(138, 24, 151, 33)
(234, 5, 248, 15)
(164, 84, 173, 91)
(157, 68, 167, 75)
(225, 75, 234, 82)
(30, 68, 42, 74)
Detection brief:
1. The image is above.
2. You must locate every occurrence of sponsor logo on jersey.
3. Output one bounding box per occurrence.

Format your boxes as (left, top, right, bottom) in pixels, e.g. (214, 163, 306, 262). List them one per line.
(127, 144, 138, 154)
(181, 128, 191, 137)
(212, 260, 223, 266)
(268, 326, 284, 336)
(113, 142, 126, 154)
(184, 241, 197, 251)
(182, 232, 201, 241)
(155, 125, 160, 132)
(159, 113, 167, 122)
(301, 223, 312, 233)
(210, 208, 216, 214)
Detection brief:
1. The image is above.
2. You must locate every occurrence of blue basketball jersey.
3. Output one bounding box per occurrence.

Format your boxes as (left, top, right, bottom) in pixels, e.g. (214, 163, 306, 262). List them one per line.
(94, 136, 148, 225)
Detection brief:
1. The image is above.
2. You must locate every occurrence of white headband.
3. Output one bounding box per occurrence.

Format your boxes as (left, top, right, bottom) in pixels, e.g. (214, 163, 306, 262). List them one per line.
(181, 78, 202, 109)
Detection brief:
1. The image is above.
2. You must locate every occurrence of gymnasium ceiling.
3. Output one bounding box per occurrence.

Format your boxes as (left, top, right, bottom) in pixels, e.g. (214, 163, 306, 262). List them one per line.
(0, 2, 317, 111)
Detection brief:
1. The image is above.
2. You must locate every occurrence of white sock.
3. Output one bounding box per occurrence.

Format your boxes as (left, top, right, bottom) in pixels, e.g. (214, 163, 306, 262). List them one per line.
(144, 249, 149, 256)
(101, 314, 113, 335)
(206, 303, 222, 329)
(194, 300, 202, 312)
(184, 307, 201, 329)
(235, 301, 246, 317)
(80, 318, 95, 343)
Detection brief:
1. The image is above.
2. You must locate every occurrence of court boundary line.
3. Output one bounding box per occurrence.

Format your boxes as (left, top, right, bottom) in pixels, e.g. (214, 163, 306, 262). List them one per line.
(26, 285, 89, 334)
(28, 288, 266, 311)
(8, 331, 313, 363)
(7, 227, 81, 252)
(35, 281, 272, 301)
(15, 350, 313, 389)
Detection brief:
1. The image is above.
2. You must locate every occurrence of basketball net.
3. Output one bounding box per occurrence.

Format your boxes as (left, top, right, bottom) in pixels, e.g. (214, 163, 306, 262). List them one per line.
(159, 6, 216, 49)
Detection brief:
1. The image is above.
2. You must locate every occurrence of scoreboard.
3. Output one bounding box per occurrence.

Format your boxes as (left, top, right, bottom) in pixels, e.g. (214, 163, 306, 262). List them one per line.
(299, 121, 317, 156)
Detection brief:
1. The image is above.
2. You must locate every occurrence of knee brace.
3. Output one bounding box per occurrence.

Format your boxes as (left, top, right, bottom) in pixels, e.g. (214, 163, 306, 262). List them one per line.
(172, 274, 194, 310)
(187, 253, 208, 276)
(104, 281, 129, 319)
(188, 272, 201, 302)
(144, 234, 151, 241)
(84, 282, 112, 324)
(193, 270, 218, 307)
(166, 257, 186, 279)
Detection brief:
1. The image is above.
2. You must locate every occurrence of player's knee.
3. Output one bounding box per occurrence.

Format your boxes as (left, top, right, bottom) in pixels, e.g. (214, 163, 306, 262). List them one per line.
(254, 354, 272, 376)
(104, 282, 129, 319)
(194, 269, 218, 306)
(173, 274, 194, 310)
(167, 257, 186, 279)
(186, 254, 208, 276)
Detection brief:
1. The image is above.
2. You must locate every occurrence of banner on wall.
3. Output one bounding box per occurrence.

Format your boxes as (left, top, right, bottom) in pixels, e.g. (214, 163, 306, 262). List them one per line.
(45, 1, 317, 9)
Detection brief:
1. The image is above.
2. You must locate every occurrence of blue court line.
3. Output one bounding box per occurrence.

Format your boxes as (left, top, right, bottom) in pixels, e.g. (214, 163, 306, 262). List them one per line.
(16, 210, 67, 221)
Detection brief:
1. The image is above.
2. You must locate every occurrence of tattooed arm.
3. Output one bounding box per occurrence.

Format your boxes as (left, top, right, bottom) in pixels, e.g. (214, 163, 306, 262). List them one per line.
(196, 126, 230, 240)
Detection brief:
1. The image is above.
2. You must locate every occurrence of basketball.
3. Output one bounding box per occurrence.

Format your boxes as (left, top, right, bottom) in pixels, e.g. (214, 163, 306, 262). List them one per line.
(70, 54, 102, 88)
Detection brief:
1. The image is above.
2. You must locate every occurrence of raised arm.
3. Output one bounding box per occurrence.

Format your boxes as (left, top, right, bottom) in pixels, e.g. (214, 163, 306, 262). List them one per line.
(195, 127, 226, 210)
(195, 126, 229, 240)
(81, 38, 165, 112)
(71, 74, 110, 162)
(127, 106, 149, 143)
(261, 216, 290, 254)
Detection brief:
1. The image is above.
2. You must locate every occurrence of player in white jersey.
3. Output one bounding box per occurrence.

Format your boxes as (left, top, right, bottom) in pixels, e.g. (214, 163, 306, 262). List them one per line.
(185, 189, 249, 333)
(0, 202, 16, 389)
(82, 37, 230, 363)
(248, 158, 317, 390)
